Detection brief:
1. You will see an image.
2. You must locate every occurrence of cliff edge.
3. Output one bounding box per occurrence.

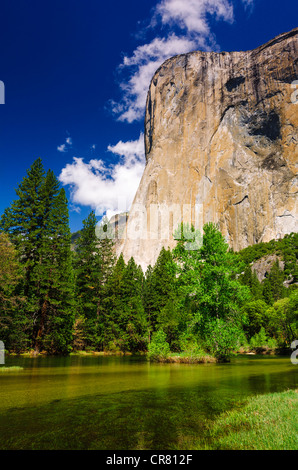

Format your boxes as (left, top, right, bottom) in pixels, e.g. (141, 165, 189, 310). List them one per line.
(119, 28, 298, 271)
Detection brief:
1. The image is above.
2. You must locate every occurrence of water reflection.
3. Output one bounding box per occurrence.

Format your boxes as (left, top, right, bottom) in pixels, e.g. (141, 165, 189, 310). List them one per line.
(0, 355, 297, 449)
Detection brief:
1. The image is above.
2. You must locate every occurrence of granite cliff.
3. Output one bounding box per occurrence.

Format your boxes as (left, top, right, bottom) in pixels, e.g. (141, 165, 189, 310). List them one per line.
(118, 28, 298, 271)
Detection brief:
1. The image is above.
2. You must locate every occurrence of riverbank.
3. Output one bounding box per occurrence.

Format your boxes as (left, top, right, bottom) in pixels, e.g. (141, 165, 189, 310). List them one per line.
(4, 346, 290, 361)
(207, 389, 298, 450)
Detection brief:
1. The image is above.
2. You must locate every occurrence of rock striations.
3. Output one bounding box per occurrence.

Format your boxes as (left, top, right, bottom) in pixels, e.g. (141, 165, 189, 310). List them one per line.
(118, 28, 298, 271)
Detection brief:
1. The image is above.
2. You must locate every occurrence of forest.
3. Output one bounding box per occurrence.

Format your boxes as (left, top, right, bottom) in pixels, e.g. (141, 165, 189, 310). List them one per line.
(0, 159, 297, 362)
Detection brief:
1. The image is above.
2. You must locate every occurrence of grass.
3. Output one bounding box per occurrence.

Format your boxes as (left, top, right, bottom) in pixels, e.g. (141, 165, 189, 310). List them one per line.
(165, 352, 216, 364)
(207, 389, 298, 450)
(0, 366, 23, 372)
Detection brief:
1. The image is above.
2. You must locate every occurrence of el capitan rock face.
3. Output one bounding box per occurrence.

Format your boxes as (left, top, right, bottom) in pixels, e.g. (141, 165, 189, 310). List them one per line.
(119, 28, 298, 271)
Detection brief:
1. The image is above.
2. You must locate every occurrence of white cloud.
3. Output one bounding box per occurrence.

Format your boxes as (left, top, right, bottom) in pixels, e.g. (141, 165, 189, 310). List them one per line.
(241, 0, 254, 10)
(112, 0, 240, 123)
(57, 144, 67, 153)
(57, 135, 73, 153)
(155, 0, 234, 35)
(107, 131, 145, 160)
(59, 133, 145, 216)
(116, 34, 197, 122)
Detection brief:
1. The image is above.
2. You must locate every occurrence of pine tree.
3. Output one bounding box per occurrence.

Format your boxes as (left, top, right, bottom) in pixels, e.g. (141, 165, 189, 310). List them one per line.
(74, 212, 115, 350)
(143, 264, 154, 342)
(0, 159, 76, 353)
(102, 254, 146, 352)
(120, 257, 147, 352)
(95, 216, 116, 325)
(262, 260, 285, 305)
(240, 265, 263, 300)
(0, 232, 28, 351)
(102, 254, 127, 350)
(0, 158, 46, 299)
(143, 247, 177, 345)
(35, 188, 75, 354)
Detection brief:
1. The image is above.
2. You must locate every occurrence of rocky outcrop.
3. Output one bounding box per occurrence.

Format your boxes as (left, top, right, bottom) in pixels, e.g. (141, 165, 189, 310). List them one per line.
(250, 254, 284, 282)
(119, 28, 298, 271)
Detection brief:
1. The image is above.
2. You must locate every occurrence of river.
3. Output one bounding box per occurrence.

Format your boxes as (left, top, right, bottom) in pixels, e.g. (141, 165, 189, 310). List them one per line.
(0, 354, 297, 449)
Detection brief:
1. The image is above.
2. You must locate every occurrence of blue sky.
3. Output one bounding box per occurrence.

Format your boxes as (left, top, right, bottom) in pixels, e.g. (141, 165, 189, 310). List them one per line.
(0, 0, 297, 232)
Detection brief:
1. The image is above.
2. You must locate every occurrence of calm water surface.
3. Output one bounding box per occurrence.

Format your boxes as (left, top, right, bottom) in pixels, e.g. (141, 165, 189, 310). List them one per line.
(0, 354, 297, 449)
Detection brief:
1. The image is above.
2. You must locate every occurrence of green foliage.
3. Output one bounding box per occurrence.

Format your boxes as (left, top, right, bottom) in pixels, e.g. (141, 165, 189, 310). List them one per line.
(73, 212, 115, 350)
(262, 260, 286, 305)
(0, 159, 75, 354)
(203, 318, 245, 361)
(103, 255, 147, 352)
(0, 232, 29, 351)
(178, 330, 206, 357)
(239, 266, 263, 300)
(172, 222, 250, 360)
(147, 329, 170, 361)
(143, 248, 176, 334)
(173, 223, 250, 323)
(249, 327, 277, 349)
(241, 299, 269, 339)
(265, 292, 298, 347)
(239, 233, 298, 282)
(0, 158, 296, 358)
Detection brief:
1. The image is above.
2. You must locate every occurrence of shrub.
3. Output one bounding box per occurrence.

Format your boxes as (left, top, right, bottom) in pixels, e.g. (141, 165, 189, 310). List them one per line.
(147, 330, 170, 361)
(203, 318, 245, 362)
(250, 327, 277, 350)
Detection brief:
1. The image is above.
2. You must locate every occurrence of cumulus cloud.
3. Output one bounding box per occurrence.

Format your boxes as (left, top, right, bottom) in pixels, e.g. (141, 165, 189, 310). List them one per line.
(155, 0, 234, 35)
(57, 135, 73, 153)
(115, 34, 197, 122)
(112, 0, 244, 123)
(107, 130, 146, 160)
(60, 0, 255, 217)
(59, 133, 145, 218)
(57, 144, 67, 153)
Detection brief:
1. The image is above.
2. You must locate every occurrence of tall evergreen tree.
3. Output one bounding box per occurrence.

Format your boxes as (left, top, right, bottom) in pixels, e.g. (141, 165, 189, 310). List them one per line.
(143, 247, 178, 346)
(0, 232, 28, 351)
(0, 158, 46, 299)
(74, 212, 115, 350)
(102, 253, 127, 349)
(0, 159, 75, 353)
(143, 264, 154, 343)
(240, 265, 263, 300)
(120, 257, 147, 351)
(262, 260, 285, 305)
(34, 188, 75, 354)
(102, 255, 147, 352)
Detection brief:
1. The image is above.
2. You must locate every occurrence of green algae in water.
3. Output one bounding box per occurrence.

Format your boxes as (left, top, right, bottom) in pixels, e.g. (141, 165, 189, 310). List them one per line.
(0, 355, 297, 450)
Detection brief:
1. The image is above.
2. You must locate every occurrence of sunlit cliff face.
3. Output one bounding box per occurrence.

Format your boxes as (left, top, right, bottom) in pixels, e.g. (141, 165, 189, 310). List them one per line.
(119, 28, 298, 271)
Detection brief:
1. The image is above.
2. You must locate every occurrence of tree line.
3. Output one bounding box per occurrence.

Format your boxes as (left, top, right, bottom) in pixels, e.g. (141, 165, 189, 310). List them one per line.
(0, 159, 297, 360)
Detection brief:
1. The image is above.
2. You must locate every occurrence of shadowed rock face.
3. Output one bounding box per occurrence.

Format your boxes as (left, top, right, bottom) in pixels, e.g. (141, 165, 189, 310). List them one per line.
(119, 28, 298, 271)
